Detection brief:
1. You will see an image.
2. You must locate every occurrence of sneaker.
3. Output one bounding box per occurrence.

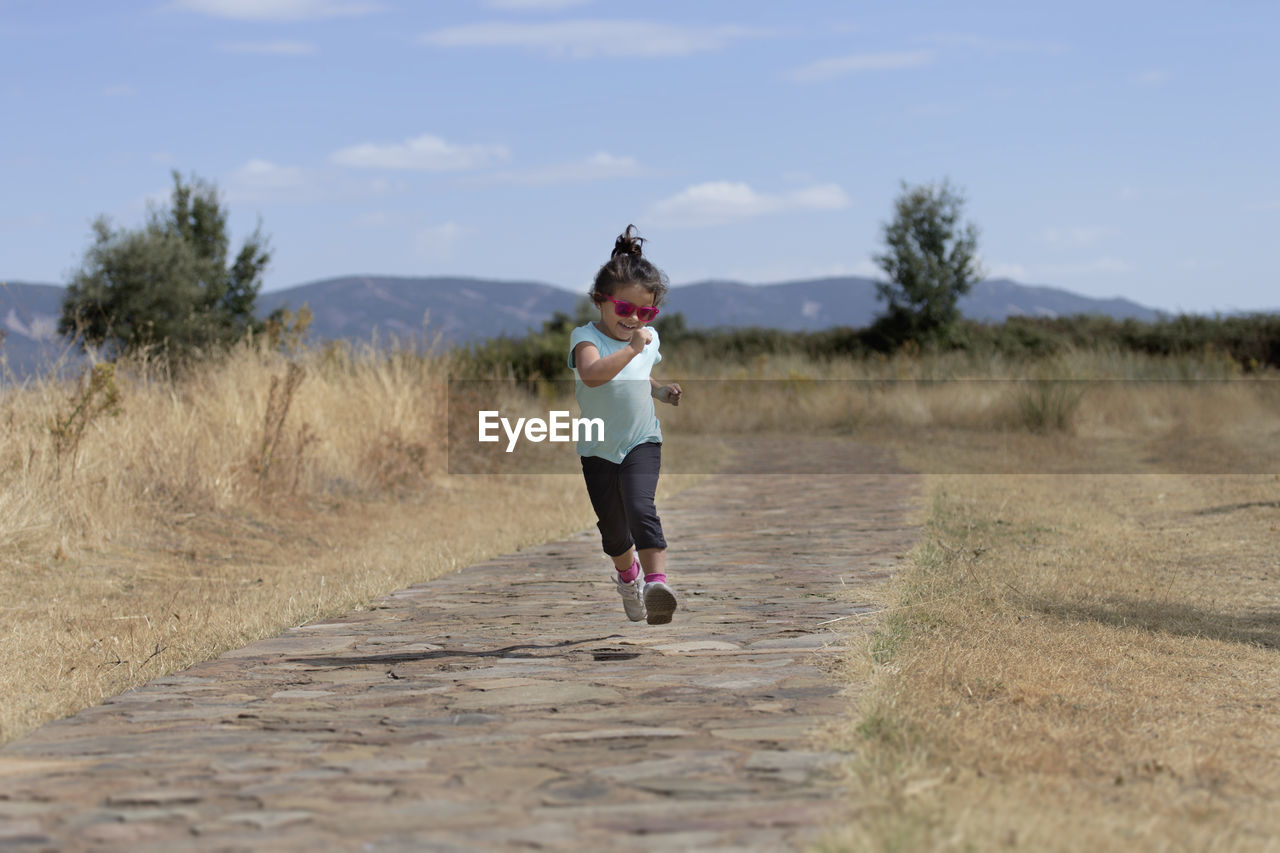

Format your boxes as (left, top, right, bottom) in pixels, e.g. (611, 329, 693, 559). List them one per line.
(643, 581, 678, 625)
(613, 572, 646, 622)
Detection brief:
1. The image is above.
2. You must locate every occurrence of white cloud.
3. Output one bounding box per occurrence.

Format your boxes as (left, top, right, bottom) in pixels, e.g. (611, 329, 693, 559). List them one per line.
(984, 261, 1030, 281)
(1042, 225, 1108, 249)
(172, 0, 381, 20)
(0, 213, 49, 230)
(680, 258, 881, 285)
(420, 20, 766, 58)
(350, 210, 395, 228)
(232, 158, 308, 190)
(916, 33, 1068, 55)
(648, 181, 849, 228)
(484, 152, 641, 185)
(785, 50, 934, 83)
(226, 159, 312, 202)
(485, 0, 592, 9)
(1132, 69, 1171, 86)
(1037, 257, 1134, 277)
(330, 133, 510, 171)
(416, 222, 464, 258)
(907, 102, 963, 118)
(848, 259, 882, 278)
(218, 40, 317, 55)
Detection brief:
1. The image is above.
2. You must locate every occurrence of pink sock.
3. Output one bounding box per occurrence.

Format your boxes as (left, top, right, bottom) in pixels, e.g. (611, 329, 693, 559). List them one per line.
(616, 560, 640, 583)
(644, 573, 666, 585)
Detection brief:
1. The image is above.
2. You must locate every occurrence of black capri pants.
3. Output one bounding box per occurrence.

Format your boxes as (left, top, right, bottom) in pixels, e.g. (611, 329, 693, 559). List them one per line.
(580, 442, 667, 557)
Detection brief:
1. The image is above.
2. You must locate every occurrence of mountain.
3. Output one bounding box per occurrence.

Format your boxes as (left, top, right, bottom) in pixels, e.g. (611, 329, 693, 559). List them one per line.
(660, 277, 1161, 331)
(0, 283, 80, 380)
(255, 276, 578, 346)
(958, 279, 1161, 323)
(3, 274, 1169, 379)
(254, 275, 1162, 342)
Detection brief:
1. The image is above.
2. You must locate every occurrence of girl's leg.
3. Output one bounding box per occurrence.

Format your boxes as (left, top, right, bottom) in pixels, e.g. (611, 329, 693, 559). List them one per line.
(580, 454, 637, 575)
(619, 443, 677, 622)
(582, 454, 646, 621)
(637, 546, 665, 579)
(618, 443, 667, 566)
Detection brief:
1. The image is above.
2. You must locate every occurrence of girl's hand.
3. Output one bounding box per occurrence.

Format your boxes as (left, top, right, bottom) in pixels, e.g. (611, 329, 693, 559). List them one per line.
(655, 383, 682, 406)
(628, 327, 653, 353)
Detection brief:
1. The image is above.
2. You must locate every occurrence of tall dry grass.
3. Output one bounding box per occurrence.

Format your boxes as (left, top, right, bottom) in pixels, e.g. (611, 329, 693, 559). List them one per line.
(0, 340, 639, 744)
(4, 343, 446, 526)
(660, 348, 1278, 476)
(3, 336, 1276, 778)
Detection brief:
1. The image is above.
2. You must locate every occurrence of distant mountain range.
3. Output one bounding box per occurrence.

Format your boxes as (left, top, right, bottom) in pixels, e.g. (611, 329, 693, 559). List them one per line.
(0, 274, 1179, 379)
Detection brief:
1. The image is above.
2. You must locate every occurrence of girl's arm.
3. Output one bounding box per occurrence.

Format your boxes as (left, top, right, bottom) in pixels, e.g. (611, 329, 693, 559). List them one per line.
(651, 376, 683, 405)
(574, 328, 652, 387)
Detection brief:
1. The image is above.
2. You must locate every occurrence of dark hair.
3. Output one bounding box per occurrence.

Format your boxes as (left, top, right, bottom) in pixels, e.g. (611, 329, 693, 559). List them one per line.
(590, 224, 669, 305)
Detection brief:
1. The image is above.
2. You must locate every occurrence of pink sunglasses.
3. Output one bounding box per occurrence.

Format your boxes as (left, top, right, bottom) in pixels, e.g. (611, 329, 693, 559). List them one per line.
(603, 296, 660, 322)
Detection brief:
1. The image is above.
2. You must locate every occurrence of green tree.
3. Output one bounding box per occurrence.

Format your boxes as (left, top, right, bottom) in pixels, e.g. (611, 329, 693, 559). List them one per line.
(872, 179, 982, 346)
(59, 171, 271, 360)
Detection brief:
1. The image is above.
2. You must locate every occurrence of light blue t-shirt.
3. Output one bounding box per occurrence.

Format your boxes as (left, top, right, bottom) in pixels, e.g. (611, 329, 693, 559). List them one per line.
(568, 322, 663, 463)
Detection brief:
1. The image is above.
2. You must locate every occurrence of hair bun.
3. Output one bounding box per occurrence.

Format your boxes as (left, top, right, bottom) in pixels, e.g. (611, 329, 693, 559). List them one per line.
(612, 224, 645, 259)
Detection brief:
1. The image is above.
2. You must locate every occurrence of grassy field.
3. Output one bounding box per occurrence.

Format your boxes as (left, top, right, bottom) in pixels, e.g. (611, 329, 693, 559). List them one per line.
(0, 342, 705, 744)
(3, 339, 1278, 852)
(819, 363, 1280, 850)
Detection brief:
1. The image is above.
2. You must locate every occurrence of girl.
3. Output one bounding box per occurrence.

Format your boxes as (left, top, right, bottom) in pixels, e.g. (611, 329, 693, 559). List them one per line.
(568, 226, 683, 625)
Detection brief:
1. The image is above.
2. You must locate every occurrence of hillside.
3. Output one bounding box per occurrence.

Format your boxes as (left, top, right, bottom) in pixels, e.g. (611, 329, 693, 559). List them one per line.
(3, 274, 1172, 379)
(253, 275, 1162, 342)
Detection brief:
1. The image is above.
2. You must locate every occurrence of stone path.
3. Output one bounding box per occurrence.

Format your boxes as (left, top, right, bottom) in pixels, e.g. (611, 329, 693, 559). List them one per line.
(0, 437, 919, 851)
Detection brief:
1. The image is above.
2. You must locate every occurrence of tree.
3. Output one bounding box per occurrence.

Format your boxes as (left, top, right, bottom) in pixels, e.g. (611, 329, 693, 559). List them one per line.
(59, 171, 271, 360)
(872, 179, 982, 346)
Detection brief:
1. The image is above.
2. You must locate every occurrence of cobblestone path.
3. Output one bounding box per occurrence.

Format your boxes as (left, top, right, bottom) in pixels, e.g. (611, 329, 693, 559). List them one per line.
(0, 438, 919, 851)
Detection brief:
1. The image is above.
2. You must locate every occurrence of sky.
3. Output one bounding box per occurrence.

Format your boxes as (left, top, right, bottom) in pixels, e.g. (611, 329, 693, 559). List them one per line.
(2, 1, 1278, 315)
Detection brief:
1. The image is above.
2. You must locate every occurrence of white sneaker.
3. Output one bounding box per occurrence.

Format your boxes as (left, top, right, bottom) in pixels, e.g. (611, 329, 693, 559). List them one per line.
(613, 572, 646, 622)
(643, 581, 677, 625)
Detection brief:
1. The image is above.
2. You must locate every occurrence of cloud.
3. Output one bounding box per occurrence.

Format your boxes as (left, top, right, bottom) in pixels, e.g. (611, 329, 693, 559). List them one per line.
(172, 0, 381, 20)
(225, 159, 312, 202)
(648, 181, 849, 228)
(420, 20, 766, 58)
(785, 50, 934, 82)
(485, 0, 592, 9)
(984, 261, 1030, 281)
(330, 133, 510, 171)
(484, 152, 641, 185)
(1041, 225, 1108, 249)
(0, 213, 50, 230)
(226, 158, 410, 204)
(232, 158, 308, 190)
(1038, 257, 1134, 277)
(915, 33, 1068, 55)
(218, 40, 317, 55)
(1132, 69, 1171, 86)
(350, 210, 395, 228)
(416, 222, 465, 258)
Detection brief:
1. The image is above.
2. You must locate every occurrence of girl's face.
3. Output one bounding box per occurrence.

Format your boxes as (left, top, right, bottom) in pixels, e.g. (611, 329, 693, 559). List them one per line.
(595, 282, 657, 342)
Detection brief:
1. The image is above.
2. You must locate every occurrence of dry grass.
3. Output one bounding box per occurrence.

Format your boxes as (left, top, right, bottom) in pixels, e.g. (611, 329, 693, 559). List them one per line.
(5, 331, 1278, 853)
(0, 341, 702, 745)
(823, 376, 1280, 849)
(662, 349, 1278, 476)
